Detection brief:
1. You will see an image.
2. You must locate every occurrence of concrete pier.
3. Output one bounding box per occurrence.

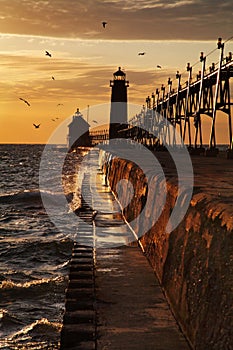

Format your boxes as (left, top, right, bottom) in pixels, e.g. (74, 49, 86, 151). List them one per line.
(101, 148, 233, 350)
(60, 150, 191, 349)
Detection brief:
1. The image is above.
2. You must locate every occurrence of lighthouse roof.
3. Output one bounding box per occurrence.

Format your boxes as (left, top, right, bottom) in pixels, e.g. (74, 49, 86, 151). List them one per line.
(68, 108, 90, 128)
(114, 67, 125, 76)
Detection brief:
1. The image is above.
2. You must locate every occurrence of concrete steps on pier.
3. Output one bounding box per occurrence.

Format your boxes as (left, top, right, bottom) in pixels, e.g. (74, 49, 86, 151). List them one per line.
(60, 174, 96, 350)
(60, 150, 191, 350)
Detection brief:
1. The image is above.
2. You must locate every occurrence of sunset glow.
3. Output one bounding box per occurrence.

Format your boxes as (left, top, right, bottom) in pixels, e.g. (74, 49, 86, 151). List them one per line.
(0, 1, 232, 143)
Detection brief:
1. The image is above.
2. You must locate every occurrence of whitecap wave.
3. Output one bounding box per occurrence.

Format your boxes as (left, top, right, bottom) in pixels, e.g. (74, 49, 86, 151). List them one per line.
(0, 189, 73, 209)
(0, 276, 65, 291)
(9, 318, 62, 340)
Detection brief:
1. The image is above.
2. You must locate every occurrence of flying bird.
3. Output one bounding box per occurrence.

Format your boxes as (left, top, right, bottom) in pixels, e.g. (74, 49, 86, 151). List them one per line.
(45, 51, 52, 57)
(51, 119, 56, 122)
(92, 120, 98, 124)
(33, 124, 40, 129)
(52, 76, 55, 80)
(102, 21, 107, 28)
(138, 52, 146, 56)
(57, 103, 64, 106)
(19, 98, 30, 106)
(157, 65, 162, 69)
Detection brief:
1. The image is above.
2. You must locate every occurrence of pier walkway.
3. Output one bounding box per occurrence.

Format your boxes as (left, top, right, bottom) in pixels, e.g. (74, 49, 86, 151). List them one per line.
(60, 149, 190, 350)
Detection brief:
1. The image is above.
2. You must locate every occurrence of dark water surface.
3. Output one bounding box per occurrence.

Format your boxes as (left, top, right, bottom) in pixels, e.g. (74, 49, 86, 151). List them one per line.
(0, 144, 85, 349)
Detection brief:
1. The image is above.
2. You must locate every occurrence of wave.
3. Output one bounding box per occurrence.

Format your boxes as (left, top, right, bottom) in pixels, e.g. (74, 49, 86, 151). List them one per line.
(0, 237, 73, 261)
(0, 318, 61, 349)
(10, 318, 62, 340)
(0, 189, 41, 202)
(0, 276, 68, 304)
(0, 309, 23, 329)
(0, 189, 76, 210)
(0, 189, 59, 204)
(0, 276, 65, 293)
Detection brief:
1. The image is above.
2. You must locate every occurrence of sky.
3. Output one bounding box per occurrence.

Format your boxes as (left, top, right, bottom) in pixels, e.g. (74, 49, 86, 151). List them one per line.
(0, 0, 233, 144)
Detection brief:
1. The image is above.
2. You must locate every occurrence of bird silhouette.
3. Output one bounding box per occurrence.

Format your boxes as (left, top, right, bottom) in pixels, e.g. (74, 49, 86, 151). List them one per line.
(52, 76, 55, 80)
(157, 65, 162, 68)
(57, 103, 64, 106)
(92, 120, 98, 124)
(19, 98, 30, 106)
(102, 21, 107, 28)
(45, 51, 52, 57)
(138, 52, 146, 55)
(33, 124, 40, 128)
(51, 119, 56, 122)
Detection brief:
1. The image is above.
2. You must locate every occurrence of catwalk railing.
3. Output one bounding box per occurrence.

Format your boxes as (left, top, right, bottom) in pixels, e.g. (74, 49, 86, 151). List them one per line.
(90, 129, 109, 145)
(127, 37, 233, 156)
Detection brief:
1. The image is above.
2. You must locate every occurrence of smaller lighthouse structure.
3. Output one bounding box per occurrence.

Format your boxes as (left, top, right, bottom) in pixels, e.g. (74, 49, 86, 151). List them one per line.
(109, 67, 129, 139)
(67, 108, 90, 150)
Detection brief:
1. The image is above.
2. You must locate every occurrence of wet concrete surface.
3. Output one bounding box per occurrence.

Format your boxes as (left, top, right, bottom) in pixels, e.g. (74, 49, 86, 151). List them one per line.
(95, 246, 191, 350)
(90, 151, 191, 349)
(61, 150, 191, 349)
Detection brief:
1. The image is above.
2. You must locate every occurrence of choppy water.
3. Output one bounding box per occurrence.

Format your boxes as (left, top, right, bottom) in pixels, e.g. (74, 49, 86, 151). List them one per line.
(0, 144, 86, 349)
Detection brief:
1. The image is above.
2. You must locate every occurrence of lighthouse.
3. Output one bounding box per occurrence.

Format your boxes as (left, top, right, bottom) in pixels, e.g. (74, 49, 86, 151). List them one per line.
(67, 108, 90, 150)
(109, 67, 129, 139)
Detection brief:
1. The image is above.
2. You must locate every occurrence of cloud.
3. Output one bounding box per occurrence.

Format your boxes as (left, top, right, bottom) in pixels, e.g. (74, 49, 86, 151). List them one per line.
(165, 0, 196, 8)
(0, 48, 169, 108)
(103, 0, 196, 10)
(0, 0, 232, 40)
(0, 51, 114, 103)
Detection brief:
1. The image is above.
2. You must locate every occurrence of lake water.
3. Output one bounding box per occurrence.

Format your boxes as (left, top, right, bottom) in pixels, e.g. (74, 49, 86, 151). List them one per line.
(0, 144, 86, 349)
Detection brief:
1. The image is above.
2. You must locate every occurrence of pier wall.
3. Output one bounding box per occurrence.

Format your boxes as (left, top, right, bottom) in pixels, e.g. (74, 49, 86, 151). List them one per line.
(99, 149, 233, 350)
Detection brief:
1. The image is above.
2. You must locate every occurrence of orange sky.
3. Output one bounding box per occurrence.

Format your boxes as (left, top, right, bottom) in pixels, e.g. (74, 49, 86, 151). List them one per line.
(0, 1, 232, 144)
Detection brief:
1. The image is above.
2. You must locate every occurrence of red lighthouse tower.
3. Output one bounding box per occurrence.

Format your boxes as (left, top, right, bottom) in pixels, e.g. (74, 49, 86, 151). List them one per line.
(109, 67, 129, 139)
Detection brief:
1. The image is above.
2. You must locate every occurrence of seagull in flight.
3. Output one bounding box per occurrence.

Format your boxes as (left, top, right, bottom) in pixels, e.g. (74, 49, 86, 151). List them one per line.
(92, 120, 98, 124)
(19, 98, 30, 106)
(52, 76, 55, 80)
(138, 52, 146, 56)
(57, 103, 64, 106)
(45, 50, 52, 57)
(102, 21, 107, 28)
(33, 124, 40, 129)
(157, 65, 162, 69)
